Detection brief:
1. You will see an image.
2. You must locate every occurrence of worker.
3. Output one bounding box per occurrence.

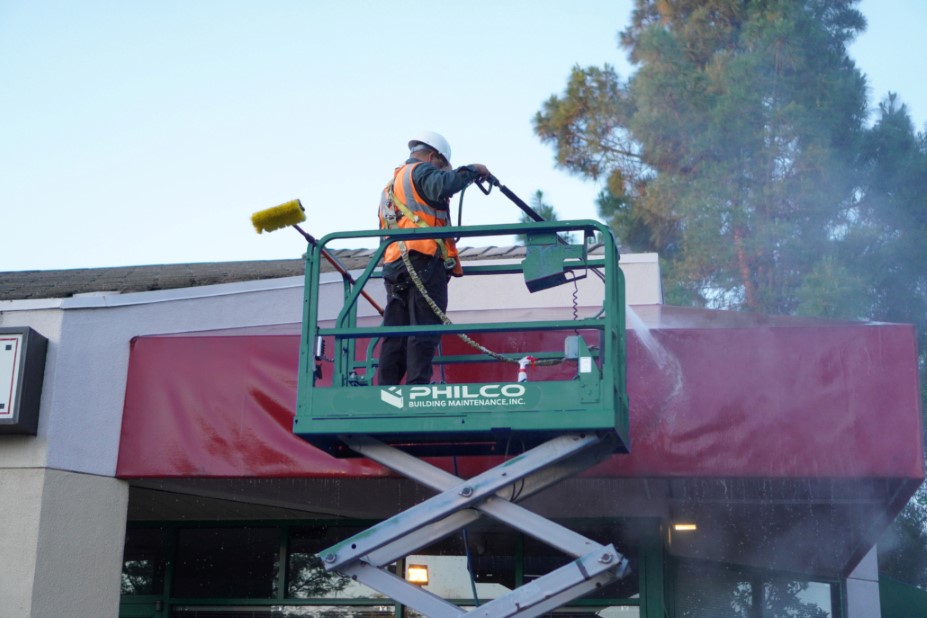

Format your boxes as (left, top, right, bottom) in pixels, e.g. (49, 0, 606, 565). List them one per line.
(377, 131, 491, 385)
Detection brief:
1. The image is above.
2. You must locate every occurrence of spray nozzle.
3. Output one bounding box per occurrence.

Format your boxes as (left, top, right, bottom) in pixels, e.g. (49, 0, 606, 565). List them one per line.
(517, 356, 536, 383)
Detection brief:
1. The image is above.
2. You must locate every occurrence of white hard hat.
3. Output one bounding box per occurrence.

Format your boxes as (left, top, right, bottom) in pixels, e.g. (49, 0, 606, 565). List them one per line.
(409, 130, 452, 166)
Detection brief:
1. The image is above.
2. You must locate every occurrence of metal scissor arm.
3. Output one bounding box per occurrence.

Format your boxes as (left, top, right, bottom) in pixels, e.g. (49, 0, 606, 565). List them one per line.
(317, 433, 630, 617)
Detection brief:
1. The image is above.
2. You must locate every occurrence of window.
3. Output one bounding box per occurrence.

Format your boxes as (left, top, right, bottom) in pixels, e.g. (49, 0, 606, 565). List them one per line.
(173, 527, 280, 599)
(674, 560, 837, 618)
(122, 527, 168, 596)
(121, 519, 657, 617)
(287, 525, 387, 600)
(170, 607, 396, 617)
(404, 527, 518, 602)
(524, 520, 641, 602)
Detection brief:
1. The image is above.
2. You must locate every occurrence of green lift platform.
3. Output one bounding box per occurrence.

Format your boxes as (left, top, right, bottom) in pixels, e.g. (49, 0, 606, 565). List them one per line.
(294, 219, 631, 617)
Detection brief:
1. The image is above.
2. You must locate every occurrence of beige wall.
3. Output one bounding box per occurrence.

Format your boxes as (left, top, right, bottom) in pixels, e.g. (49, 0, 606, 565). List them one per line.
(450, 252, 662, 313)
(847, 548, 881, 618)
(0, 468, 42, 617)
(0, 468, 128, 618)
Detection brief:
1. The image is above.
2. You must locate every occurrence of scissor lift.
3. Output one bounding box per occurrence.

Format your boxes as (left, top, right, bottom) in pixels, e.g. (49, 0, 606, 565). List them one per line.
(295, 220, 630, 617)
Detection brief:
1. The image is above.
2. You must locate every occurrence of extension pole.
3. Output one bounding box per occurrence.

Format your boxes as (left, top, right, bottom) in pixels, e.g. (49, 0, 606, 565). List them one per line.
(294, 225, 384, 316)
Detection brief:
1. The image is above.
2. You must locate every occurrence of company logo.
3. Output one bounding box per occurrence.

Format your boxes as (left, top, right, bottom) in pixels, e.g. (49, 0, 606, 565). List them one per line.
(379, 384, 527, 410)
(380, 386, 404, 409)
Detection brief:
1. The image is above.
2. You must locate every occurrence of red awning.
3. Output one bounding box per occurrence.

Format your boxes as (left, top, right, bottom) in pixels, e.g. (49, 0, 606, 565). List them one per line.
(117, 306, 924, 576)
(117, 306, 923, 481)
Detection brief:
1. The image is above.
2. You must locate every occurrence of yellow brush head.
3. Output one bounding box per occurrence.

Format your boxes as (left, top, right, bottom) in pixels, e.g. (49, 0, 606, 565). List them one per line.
(251, 199, 306, 233)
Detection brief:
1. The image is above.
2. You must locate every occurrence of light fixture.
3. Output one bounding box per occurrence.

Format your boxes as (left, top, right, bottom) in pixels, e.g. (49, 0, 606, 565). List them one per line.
(406, 564, 429, 586)
(673, 523, 697, 532)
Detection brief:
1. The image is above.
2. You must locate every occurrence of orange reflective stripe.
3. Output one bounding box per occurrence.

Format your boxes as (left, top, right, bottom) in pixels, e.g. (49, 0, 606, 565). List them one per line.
(383, 216, 444, 263)
(392, 163, 448, 226)
(382, 162, 457, 264)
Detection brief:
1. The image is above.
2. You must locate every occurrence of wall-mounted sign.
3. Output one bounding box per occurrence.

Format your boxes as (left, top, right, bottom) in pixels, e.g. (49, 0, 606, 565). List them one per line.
(0, 327, 48, 435)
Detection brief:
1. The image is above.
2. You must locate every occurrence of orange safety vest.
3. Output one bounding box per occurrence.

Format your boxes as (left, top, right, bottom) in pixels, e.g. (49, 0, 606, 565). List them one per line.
(378, 162, 462, 275)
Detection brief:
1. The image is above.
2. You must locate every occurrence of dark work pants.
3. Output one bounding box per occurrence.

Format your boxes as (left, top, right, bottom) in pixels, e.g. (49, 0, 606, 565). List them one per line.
(377, 251, 448, 385)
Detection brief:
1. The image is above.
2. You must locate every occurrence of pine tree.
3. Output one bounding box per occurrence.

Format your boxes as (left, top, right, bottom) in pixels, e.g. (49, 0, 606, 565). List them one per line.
(535, 0, 868, 312)
(536, 0, 927, 589)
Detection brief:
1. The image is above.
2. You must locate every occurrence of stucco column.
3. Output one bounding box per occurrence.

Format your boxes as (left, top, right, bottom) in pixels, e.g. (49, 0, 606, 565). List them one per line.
(0, 468, 128, 617)
(846, 546, 881, 618)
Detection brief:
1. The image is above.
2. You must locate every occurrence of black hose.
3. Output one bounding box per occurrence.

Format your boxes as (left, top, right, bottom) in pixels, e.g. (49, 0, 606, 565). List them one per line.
(452, 456, 481, 607)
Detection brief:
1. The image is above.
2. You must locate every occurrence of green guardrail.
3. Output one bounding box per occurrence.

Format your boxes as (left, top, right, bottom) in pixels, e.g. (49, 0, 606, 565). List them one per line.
(294, 220, 628, 457)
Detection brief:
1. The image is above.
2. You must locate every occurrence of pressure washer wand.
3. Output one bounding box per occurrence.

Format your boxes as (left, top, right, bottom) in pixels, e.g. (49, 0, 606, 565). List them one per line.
(476, 175, 606, 283)
(476, 175, 545, 222)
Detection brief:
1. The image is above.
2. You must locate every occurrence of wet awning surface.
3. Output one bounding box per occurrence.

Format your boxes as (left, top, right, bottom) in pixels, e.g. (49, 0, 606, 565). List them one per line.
(118, 306, 923, 576)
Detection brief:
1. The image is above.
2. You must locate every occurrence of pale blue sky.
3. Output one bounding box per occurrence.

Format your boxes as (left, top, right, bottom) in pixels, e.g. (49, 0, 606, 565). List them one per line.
(2, 0, 925, 271)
